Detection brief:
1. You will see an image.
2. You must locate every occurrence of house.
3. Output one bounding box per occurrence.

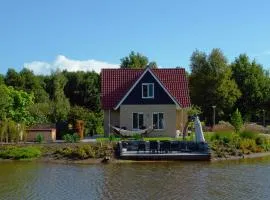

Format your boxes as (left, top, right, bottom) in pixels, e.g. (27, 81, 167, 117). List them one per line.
(101, 67, 191, 137)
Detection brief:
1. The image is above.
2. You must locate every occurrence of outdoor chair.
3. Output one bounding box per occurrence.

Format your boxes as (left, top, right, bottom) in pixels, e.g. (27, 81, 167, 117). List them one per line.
(160, 141, 171, 153)
(149, 141, 159, 154)
(180, 141, 191, 152)
(137, 141, 146, 153)
(170, 141, 180, 152)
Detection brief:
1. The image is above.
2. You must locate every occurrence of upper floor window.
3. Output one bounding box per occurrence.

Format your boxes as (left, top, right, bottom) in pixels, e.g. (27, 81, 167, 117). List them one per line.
(142, 83, 154, 98)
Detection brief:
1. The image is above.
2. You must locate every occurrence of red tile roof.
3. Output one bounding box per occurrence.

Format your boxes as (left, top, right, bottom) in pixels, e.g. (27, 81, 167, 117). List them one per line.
(101, 68, 191, 109)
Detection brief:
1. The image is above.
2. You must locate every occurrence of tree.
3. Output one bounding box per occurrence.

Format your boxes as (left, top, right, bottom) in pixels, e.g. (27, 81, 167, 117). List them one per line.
(50, 71, 70, 122)
(0, 74, 4, 85)
(5, 68, 23, 89)
(187, 105, 202, 117)
(231, 108, 243, 133)
(0, 85, 35, 125)
(189, 49, 241, 124)
(120, 51, 157, 69)
(63, 71, 101, 112)
(231, 54, 270, 121)
(147, 61, 158, 69)
(68, 106, 103, 136)
(0, 85, 11, 120)
(19, 68, 50, 103)
(7, 87, 35, 125)
(27, 102, 53, 124)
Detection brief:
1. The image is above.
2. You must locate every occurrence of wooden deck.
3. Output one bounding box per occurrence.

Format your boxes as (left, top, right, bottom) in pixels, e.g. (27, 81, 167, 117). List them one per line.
(120, 151, 211, 161)
(118, 140, 211, 161)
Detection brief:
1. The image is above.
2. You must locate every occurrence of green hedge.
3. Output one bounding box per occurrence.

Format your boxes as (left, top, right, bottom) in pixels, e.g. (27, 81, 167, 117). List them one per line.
(0, 146, 41, 160)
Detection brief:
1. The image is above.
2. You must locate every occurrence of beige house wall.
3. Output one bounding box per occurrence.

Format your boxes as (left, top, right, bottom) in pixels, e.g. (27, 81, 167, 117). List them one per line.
(120, 104, 178, 137)
(104, 109, 120, 136)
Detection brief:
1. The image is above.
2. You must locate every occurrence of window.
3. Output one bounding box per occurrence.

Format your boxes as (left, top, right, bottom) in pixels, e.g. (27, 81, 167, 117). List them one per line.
(153, 113, 164, 130)
(142, 83, 154, 98)
(133, 113, 144, 129)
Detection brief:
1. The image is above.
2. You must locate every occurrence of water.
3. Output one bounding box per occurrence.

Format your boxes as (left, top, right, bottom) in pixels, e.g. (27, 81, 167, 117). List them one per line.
(1, 157, 270, 200)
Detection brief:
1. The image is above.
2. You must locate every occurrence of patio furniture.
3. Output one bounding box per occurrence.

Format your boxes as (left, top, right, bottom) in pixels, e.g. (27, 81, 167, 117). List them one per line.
(149, 141, 159, 154)
(160, 141, 171, 153)
(137, 141, 146, 153)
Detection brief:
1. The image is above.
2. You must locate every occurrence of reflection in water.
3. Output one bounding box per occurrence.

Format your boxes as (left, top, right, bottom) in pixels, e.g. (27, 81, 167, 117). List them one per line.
(0, 157, 270, 200)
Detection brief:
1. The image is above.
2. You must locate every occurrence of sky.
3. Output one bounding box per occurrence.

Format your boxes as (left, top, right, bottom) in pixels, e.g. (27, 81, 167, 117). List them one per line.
(0, 0, 270, 75)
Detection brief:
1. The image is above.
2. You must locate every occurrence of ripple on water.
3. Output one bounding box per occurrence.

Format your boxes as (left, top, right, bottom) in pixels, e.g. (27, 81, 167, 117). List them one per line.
(0, 158, 270, 200)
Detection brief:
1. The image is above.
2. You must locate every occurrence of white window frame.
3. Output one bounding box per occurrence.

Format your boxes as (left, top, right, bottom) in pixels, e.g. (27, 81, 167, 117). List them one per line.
(132, 112, 144, 130)
(152, 112, 165, 130)
(142, 83, 154, 99)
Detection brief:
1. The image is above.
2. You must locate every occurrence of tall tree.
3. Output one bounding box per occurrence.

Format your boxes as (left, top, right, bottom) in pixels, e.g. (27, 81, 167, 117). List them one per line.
(189, 49, 241, 124)
(50, 71, 70, 122)
(231, 54, 270, 121)
(0, 85, 11, 120)
(5, 68, 23, 89)
(0, 74, 4, 85)
(19, 68, 50, 103)
(147, 61, 158, 68)
(63, 71, 100, 112)
(120, 51, 157, 69)
(0, 85, 35, 124)
(7, 87, 34, 124)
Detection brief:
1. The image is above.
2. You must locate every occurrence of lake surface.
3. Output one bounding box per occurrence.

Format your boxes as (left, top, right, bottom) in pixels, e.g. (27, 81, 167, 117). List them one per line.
(0, 157, 270, 200)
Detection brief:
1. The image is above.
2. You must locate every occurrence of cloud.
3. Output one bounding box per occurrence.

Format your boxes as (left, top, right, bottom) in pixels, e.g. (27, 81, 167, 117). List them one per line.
(24, 55, 119, 75)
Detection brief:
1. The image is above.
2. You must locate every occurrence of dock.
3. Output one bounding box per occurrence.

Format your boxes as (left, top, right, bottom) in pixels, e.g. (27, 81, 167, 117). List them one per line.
(118, 140, 211, 161)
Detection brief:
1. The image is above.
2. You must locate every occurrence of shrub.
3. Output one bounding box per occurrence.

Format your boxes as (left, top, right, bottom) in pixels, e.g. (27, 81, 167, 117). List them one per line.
(108, 135, 121, 142)
(72, 133, 80, 142)
(212, 121, 234, 132)
(63, 134, 73, 143)
(239, 130, 258, 140)
(0, 146, 41, 159)
(239, 139, 257, 153)
(255, 136, 264, 146)
(231, 109, 243, 133)
(244, 123, 267, 134)
(54, 143, 114, 159)
(62, 133, 80, 143)
(36, 134, 44, 143)
(211, 131, 234, 144)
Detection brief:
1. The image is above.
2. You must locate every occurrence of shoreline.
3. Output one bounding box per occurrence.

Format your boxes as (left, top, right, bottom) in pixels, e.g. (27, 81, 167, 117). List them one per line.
(211, 151, 270, 162)
(2, 151, 270, 164)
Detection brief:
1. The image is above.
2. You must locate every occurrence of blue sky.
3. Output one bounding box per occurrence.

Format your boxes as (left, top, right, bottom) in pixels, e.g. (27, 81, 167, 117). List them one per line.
(0, 0, 270, 74)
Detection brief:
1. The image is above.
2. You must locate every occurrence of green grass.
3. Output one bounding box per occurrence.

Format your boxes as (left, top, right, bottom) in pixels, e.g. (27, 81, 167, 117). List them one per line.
(143, 137, 173, 141)
(0, 146, 41, 160)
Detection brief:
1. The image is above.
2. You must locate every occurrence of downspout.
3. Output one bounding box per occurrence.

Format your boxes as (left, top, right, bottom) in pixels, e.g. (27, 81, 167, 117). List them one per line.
(108, 109, 111, 137)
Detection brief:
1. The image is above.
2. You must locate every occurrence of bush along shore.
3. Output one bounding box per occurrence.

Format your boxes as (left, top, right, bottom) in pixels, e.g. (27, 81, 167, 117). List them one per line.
(0, 142, 116, 163)
(206, 130, 270, 160)
(1, 133, 270, 163)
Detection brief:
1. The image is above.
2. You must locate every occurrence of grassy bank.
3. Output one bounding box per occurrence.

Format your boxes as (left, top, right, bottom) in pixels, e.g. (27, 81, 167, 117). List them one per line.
(0, 146, 41, 160)
(1, 130, 270, 162)
(0, 142, 116, 161)
(205, 131, 270, 158)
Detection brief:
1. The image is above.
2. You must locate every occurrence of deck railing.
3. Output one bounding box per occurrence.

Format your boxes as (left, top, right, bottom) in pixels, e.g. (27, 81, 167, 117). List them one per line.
(118, 140, 209, 154)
